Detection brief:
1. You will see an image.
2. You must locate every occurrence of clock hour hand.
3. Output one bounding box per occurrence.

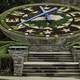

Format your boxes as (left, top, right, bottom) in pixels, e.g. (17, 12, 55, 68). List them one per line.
(17, 7, 58, 26)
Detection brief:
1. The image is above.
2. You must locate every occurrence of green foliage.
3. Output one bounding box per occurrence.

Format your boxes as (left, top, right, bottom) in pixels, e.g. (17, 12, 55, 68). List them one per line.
(0, 41, 31, 58)
(0, 43, 10, 58)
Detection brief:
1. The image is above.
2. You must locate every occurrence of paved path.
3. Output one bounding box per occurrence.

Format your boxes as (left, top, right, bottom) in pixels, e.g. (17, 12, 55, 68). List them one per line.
(0, 76, 80, 80)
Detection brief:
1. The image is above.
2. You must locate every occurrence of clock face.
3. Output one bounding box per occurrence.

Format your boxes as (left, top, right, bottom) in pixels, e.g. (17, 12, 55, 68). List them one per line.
(1, 4, 80, 38)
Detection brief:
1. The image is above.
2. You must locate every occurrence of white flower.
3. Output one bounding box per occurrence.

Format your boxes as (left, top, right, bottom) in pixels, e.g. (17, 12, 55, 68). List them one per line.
(24, 24, 29, 26)
(15, 18, 19, 22)
(63, 23, 70, 26)
(75, 18, 80, 22)
(33, 11, 38, 13)
(68, 19, 73, 22)
(51, 15, 63, 21)
(46, 35, 50, 39)
(26, 29, 33, 33)
(23, 14, 28, 17)
(57, 26, 64, 28)
(44, 30, 51, 34)
(21, 19, 25, 23)
(44, 7, 49, 9)
(58, 7, 65, 12)
(72, 24, 80, 29)
(62, 28, 70, 32)
(6, 18, 9, 22)
(63, 8, 69, 12)
(27, 8, 33, 11)
(34, 26, 38, 29)
(18, 26, 22, 29)
(8, 28, 12, 30)
(66, 14, 70, 17)
(25, 33, 29, 35)
(44, 27, 52, 30)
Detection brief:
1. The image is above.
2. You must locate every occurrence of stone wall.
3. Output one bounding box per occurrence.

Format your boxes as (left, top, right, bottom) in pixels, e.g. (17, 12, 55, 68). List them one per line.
(8, 45, 80, 76)
(71, 46, 80, 62)
(8, 46, 29, 76)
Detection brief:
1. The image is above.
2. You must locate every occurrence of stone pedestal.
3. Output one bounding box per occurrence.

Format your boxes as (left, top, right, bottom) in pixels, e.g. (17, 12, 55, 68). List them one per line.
(8, 46, 28, 76)
(71, 46, 80, 62)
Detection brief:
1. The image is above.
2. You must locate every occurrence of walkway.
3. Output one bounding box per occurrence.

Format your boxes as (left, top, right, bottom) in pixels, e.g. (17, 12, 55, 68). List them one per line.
(0, 76, 80, 80)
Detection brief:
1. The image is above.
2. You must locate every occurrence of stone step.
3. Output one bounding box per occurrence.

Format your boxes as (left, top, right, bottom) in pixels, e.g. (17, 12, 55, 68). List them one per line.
(29, 56, 72, 58)
(23, 67, 79, 69)
(28, 56, 73, 59)
(23, 72, 80, 77)
(23, 62, 79, 65)
(28, 58, 73, 62)
(23, 66, 79, 69)
(29, 51, 71, 54)
(23, 62, 79, 77)
(23, 62, 79, 69)
(29, 54, 72, 56)
(28, 51, 73, 62)
(23, 69, 80, 72)
(29, 57, 72, 59)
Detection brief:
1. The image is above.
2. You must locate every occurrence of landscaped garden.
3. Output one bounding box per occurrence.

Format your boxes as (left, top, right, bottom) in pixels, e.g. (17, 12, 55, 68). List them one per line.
(0, 3, 80, 76)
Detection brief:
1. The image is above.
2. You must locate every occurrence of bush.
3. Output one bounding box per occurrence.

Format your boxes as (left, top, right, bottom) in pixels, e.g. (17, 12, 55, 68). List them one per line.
(0, 42, 14, 76)
(0, 55, 14, 76)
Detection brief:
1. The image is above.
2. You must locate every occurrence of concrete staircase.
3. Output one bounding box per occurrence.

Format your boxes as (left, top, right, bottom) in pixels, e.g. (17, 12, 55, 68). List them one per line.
(28, 52, 73, 62)
(22, 51, 80, 77)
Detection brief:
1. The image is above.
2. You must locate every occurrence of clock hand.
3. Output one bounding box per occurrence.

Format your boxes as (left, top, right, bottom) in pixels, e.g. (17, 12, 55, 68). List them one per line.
(17, 7, 58, 26)
(39, 6, 51, 22)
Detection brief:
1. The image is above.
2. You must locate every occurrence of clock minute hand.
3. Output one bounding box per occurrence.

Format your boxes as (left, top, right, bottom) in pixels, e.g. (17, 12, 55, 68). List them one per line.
(17, 7, 58, 25)
(40, 6, 51, 22)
